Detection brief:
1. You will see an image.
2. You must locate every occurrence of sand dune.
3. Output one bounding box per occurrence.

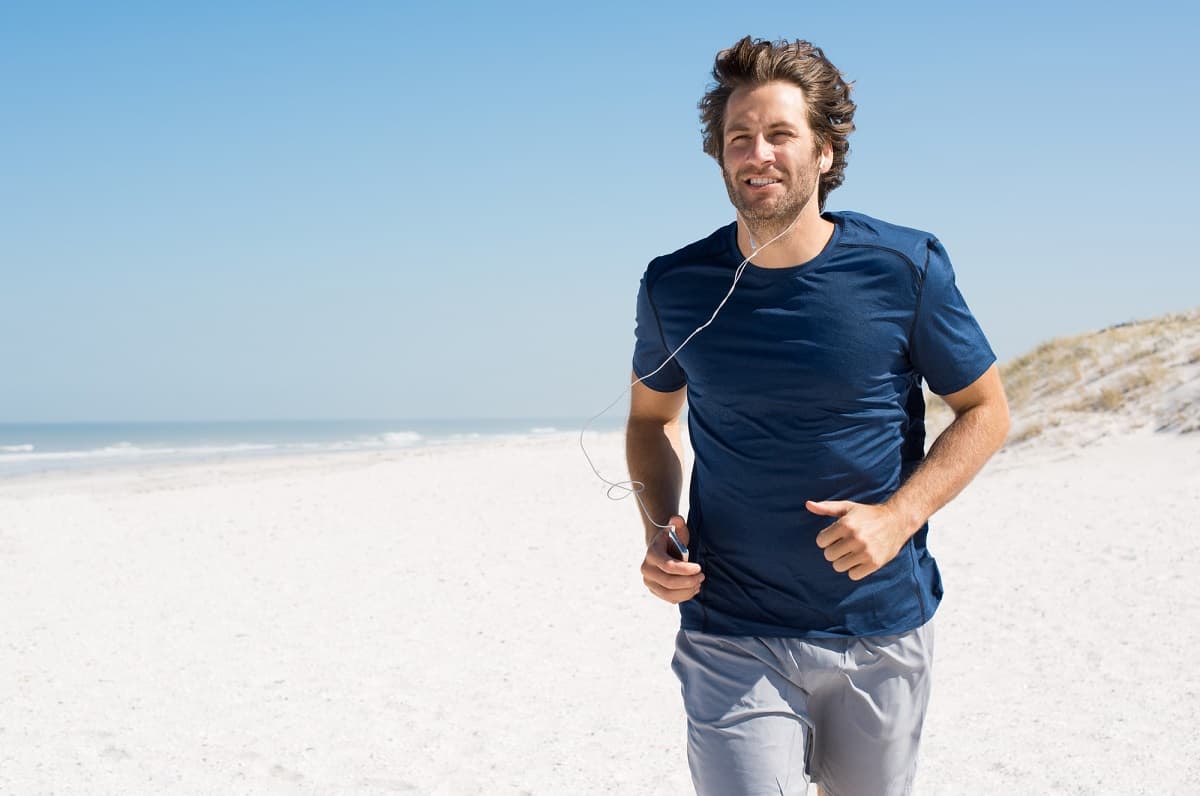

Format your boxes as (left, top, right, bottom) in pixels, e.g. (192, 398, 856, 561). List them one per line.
(928, 305, 1200, 446)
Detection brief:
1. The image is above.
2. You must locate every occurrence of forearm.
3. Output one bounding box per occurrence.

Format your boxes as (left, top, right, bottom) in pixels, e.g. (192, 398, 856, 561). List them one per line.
(886, 400, 1010, 536)
(625, 417, 685, 544)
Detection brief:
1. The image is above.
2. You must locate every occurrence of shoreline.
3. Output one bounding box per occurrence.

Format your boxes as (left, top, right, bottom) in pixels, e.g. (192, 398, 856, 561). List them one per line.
(0, 428, 615, 494)
(0, 418, 626, 482)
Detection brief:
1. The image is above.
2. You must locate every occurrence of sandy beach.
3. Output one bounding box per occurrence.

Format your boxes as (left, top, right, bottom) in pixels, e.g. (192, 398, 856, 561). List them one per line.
(1, 427, 1198, 794)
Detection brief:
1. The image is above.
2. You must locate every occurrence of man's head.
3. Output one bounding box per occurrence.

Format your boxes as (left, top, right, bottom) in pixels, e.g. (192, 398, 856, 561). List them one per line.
(699, 36, 856, 214)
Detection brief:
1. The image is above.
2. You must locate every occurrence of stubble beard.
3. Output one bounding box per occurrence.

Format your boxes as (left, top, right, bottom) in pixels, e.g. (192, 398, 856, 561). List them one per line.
(722, 160, 819, 243)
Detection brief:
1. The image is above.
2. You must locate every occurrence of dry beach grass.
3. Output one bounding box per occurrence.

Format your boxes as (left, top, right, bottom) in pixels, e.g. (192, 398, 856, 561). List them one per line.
(927, 305, 1200, 444)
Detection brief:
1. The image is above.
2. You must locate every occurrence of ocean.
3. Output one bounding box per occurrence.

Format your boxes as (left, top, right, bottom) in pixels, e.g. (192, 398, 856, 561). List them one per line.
(0, 418, 623, 479)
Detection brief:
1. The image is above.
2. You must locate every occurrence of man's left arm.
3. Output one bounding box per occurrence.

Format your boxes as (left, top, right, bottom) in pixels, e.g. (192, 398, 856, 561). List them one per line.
(810, 363, 1010, 581)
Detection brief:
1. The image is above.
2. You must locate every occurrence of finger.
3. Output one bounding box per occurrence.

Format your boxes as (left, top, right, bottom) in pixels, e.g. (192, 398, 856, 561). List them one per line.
(661, 557, 702, 575)
(646, 543, 702, 576)
(814, 520, 844, 549)
(644, 571, 704, 600)
(831, 551, 868, 575)
(822, 537, 862, 563)
(646, 582, 702, 604)
(648, 527, 701, 575)
(831, 552, 863, 574)
(667, 515, 691, 547)
(664, 517, 691, 562)
(662, 564, 702, 580)
(847, 561, 880, 581)
(648, 578, 700, 597)
(643, 563, 705, 591)
(665, 535, 690, 563)
(805, 499, 855, 518)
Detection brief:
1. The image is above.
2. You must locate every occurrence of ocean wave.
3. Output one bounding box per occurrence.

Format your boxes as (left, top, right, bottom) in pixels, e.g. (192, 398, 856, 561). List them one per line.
(380, 431, 422, 446)
(305, 431, 424, 451)
(0, 421, 568, 477)
(0, 441, 279, 464)
(168, 443, 278, 455)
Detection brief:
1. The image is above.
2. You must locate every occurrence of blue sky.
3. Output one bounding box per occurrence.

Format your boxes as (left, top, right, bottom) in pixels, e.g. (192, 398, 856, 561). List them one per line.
(3, 1, 1197, 421)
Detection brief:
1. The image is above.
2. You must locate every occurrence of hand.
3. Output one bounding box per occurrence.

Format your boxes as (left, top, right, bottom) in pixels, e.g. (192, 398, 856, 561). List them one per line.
(641, 516, 704, 603)
(807, 500, 913, 581)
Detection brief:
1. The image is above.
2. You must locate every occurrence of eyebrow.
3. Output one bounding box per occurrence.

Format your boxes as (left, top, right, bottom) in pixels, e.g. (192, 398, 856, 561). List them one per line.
(724, 121, 799, 136)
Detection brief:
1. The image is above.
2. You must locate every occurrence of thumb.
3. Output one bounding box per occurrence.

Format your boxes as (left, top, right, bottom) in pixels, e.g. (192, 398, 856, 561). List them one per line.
(805, 500, 854, 518)
(668, 515, 691, 546)
(657, 516, 693, 564)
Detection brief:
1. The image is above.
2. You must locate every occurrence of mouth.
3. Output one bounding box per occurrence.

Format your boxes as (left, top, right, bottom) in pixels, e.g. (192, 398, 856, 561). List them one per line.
(744, 176, 782, 188)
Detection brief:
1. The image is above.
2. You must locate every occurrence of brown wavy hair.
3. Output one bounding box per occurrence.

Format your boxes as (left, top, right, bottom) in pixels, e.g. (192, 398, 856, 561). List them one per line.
(699, 36, 856, 210)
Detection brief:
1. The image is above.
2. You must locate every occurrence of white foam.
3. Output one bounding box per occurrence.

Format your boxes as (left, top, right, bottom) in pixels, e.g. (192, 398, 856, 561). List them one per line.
(174, 443, 277, 455)
(284, 433, 424, 453)
(0, 442, 278, 465)
(381, 431, 422, 446)
(0, 423, 567, 478)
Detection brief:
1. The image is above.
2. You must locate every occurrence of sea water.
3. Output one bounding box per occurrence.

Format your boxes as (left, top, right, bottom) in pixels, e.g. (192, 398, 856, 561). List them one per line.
(0, 417, 622, 478)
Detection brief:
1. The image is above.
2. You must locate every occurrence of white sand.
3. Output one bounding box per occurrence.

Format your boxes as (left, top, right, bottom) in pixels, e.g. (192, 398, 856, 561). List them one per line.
(1, 429, 1197, 794)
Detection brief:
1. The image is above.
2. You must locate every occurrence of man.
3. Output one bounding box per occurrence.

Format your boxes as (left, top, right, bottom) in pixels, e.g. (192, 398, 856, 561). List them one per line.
(626, 37, 1009, 795)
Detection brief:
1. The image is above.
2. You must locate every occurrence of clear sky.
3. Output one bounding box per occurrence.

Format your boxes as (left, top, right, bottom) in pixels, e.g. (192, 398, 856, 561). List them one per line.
(3, 1, 1197, 422)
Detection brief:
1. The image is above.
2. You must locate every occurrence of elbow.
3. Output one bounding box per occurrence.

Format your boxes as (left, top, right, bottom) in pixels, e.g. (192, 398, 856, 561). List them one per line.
(626, 414, 681, 439)
(993, 394, 1012, 450)
(953, 393, 1010, 453)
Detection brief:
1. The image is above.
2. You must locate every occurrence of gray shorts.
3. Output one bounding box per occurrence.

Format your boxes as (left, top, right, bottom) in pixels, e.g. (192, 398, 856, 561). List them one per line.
(671, 621, 934, 796)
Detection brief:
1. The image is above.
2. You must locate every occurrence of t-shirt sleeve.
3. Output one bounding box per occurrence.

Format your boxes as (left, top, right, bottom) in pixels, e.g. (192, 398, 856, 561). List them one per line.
(910, 238, 996, 395)
(632, 273, 687, 392)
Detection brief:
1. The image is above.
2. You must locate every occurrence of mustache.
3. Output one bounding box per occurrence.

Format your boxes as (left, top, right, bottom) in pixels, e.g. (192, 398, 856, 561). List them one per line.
(734, 169, 788, 181)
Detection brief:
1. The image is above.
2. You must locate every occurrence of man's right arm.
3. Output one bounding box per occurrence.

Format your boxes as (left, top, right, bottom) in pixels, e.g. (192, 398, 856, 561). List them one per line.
(626, 375, 687, 544)
(625, 373, 704, 603)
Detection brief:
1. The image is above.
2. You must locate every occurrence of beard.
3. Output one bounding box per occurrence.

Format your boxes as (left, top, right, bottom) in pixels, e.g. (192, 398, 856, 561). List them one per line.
(722, 157, 820, 241)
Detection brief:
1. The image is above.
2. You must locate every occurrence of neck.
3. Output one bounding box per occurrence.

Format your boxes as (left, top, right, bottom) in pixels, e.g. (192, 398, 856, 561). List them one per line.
(736, 204, 834, 268)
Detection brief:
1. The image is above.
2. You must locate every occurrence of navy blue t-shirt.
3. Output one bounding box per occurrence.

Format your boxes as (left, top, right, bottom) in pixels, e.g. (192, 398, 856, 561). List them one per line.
(632, 210, 996, 638)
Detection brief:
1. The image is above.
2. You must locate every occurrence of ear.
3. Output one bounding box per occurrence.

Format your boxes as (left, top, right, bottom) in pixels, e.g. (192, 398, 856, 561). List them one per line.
(818, 144, 833, 173)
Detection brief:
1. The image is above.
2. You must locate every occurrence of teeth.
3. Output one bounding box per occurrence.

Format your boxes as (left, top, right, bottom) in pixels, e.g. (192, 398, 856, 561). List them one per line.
(748, 178, 780, 186)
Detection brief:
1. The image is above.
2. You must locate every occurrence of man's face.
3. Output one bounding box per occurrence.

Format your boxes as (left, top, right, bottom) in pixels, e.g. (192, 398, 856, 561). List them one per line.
(720, 81, 826, 227)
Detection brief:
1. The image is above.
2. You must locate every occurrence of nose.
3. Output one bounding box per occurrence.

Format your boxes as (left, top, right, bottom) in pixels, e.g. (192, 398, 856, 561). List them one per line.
(749, 133, 775, 165)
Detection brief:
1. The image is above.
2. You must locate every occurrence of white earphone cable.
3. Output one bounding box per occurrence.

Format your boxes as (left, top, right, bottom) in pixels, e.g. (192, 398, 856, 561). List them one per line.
(578, 213, 804, 540)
